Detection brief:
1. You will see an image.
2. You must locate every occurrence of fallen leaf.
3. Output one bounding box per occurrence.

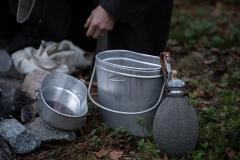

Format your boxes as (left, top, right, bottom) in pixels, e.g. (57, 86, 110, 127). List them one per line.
(104, 135, 112, 143)
(163, 154, 169, 160)
(128, 151, 136, 156)
(222, 73, 230, 80)
(211, 48, 220, 53)
(87, 154, 98, 160)
(194, 88, 205, 97)
(182, 76, 194, 82)
(96, 149, 109, 158)
(109, 151, 123, 160)
(216, 64, 227, 71)
(203, 68, 209, 73)
(211, 2, 223, 17)
(203, 60, 214, 65)
(225, 147, 237, 160)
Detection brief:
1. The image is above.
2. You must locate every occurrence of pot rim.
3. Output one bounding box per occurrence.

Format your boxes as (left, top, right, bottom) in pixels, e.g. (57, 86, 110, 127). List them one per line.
(96, 50, 161, 72)
(39, 88, 88, 118)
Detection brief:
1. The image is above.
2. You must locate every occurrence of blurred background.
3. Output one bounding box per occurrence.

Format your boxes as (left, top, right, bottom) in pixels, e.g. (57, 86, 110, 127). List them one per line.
(167, 0, 240, 159)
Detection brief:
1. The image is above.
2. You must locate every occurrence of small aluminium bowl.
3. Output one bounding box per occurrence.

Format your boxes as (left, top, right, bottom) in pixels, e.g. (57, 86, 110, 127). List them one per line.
(37, 72, 88, 130)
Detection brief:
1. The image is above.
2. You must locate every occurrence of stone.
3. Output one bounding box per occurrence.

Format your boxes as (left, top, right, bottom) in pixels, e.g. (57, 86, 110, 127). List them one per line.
(25, 117, 76, 142)
(0, 49, 12, 73)
(21, 103, 38, 123)
(128, 151, 136, 156)
(0, 119, 41, 154)
(0, 49, 24, 79)
(0, 135, 13, 160)
(0, 77, 22, 118)
(18, 69, 50, 123)
(13, 86, 38, 123)
(20, 69, 50, 99)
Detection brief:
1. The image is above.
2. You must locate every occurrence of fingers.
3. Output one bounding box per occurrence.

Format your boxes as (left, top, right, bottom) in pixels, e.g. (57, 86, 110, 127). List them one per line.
(85, 6, 115, 39)
(84, 14, 92, 28)
(86, 22, 96, 37)
(86, 18, 106, 39)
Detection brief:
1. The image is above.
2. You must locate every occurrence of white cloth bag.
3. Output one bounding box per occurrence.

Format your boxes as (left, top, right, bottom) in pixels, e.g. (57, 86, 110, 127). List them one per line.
(11, 40, 92, 74)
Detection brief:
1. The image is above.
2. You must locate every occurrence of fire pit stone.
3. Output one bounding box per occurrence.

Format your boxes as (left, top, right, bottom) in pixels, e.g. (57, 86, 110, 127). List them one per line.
(20, 69, 50, 99)
(0, 77, 21, 118)
(0, 118, 41, 154)
(0, 135, 13, 160)
(25, 117, 76, 142)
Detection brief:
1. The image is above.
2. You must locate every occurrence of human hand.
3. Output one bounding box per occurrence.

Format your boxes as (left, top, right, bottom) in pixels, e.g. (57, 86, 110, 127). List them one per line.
(84, 5, 115, 39)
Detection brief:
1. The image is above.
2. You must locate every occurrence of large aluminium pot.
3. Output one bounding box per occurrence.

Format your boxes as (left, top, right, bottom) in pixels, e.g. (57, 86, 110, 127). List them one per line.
(88, 50, 165, 137)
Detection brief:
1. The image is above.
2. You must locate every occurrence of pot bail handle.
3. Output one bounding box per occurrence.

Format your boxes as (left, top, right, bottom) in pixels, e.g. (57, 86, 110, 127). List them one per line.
(88, 64, 166, 115)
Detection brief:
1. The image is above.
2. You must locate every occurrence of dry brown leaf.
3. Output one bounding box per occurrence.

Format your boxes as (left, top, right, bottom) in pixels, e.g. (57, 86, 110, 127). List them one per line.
(104, 135, 112, 143)
(87, 154, 98, 160)
(195, 88, 205, 97)
(203, 60, 214, 65)
(222, 73, 230, 80)
(96, 149, 109, 158)
(163, 154, 169, 160)
(225, 147, 237, 160)
(109, 151, 123, 160)
(211, 2, 223, 17)
(182, 76, 194, 82)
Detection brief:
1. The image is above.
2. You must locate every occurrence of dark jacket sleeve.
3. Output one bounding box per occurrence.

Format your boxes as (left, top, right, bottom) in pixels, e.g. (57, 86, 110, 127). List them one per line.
(99, 0, 156, 24)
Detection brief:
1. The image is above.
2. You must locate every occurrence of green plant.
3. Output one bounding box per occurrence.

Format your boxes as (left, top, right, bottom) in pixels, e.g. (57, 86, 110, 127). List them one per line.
(228, 71, 240, 87)
(97, 123, 110, 135)
(211, 35, 225, 48)
(89, 135, 102, 150)
(136, 117, 146, 136)
(137, 139, 160, 157)
(136, 117, 145, 127)
(189, 93, 200, 107)
(192, 150, 205, 160)
(218, 90, 237, 106)
(111, 128, 134, 141)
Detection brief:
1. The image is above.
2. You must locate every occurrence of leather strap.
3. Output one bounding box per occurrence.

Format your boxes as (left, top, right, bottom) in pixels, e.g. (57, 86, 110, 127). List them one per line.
(160, 52, 171, 81)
